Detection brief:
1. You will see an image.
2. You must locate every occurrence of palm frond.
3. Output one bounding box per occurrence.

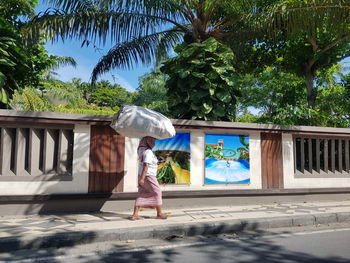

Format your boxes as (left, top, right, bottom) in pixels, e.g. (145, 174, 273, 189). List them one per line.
(42, 80, 83, 106)
(155, 28, 184, 62)
(10, 88, 54, 111)
(46, 0, 98, 12)
(263, 0, 350, 36)
(91, 29, 183, 82)
(52, 56, 77, 70)
(23, 8, 187, 45)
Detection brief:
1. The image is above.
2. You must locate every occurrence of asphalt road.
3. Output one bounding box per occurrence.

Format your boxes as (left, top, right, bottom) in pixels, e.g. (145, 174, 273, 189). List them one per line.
(2, 222, 350, 263)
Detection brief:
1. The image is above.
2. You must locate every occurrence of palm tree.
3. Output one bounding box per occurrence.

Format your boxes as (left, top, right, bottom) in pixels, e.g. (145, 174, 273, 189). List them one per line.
(25, 0, 248, 82)
(24, 0, 350, 97)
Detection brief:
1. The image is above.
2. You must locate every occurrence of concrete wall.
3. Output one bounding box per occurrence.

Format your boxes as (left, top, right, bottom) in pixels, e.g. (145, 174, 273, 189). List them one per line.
(1, 110, 350, 197)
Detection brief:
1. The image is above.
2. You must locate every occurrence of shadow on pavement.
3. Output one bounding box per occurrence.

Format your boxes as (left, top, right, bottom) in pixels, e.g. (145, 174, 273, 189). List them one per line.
(1, 226, 349, 263)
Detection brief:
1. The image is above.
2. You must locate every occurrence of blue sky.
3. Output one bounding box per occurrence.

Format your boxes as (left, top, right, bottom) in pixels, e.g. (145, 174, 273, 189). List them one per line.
(36, 1, 150, 92)
(44, 40, 149, 91)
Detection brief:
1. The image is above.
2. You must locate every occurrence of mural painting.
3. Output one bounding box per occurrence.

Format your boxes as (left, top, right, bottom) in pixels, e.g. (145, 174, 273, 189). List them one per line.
(154, 133, 191, 184)
(205, 134, 250, 184)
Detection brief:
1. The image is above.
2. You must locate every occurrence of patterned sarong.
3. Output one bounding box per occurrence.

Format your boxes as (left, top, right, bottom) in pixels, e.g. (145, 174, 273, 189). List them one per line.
(135, 175, 162, 207)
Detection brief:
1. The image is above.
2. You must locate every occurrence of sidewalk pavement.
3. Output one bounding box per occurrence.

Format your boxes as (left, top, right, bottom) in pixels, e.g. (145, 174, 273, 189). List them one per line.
(1, 199, 350, 253)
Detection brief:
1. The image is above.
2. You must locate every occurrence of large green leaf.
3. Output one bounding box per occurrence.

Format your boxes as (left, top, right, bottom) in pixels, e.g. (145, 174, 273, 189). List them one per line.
(207, 71, 218, 80)
(221, 75, 236, 86)
(216, 91, 232, 103)
(192, 72, 205, 78)
(192, 89, 208, 100)
(0, 58, 16, 66)
(179, 70, 190, 79)
(209, 86, 215, 95)
(0, 72, 6, 87)
(212, 105, 226, 117)
(202, 101, 213, 113)
(181, 47, 197, 58)
(190, 102, 200, 110)
(188, 76, 201, 88)
(202, 38, 218, 52)
(0, 88, 9, 104)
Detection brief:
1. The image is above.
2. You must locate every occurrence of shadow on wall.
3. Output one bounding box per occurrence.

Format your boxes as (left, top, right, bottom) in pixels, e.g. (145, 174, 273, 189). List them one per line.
(21, 126, 124, 215)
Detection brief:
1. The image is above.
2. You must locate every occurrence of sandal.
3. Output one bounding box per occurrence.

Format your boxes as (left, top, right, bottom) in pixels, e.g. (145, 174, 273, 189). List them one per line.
(156, 214, 168, 219)
(129, 216, 144, 221)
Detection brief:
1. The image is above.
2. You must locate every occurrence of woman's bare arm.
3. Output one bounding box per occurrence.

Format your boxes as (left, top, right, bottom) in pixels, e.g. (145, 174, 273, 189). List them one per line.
(139, 163, 149, 186)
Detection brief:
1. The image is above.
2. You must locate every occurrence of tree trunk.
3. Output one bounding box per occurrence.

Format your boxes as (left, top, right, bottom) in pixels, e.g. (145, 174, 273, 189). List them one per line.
(305, 71, 316, 108)
(304, 58, 316, 108)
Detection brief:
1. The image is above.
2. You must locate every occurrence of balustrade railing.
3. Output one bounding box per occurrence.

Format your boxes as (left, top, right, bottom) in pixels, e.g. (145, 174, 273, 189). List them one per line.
(0, 126, 74, 177)
(294, 135, 350, 176)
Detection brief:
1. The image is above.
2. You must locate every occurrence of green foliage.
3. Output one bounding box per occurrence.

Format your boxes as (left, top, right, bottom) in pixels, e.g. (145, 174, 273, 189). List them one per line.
(263, 0, 350, 37)
(161, 38, 240, 121)
(71, 78, 94, 102)
(42, 56, 77, 80)
(0, 18, 30, 104)
(312, 71, 350, 127)
(0, 0, 62, 107)
(11, 87, 54, 111)
(5, 0, 350, 126)
(10, 79, 117, 115)
(0, 0, 37, 23)
(237, 65, 350, 127)
(40, 80, 83, 106)
(237, 67, 320, 125)
(236, 112, 260, 123)
(55, 104, 116, 115)
(90, 80, 133, 107)
(133, 68, 168, 115)
(9, 80, 80, 111)
(238, 67, 306, 120)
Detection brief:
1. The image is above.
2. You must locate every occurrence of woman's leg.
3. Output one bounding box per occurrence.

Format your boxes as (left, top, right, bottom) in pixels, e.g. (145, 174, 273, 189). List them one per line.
(156, 205, 168, 219)
(131, 206, 143, 220)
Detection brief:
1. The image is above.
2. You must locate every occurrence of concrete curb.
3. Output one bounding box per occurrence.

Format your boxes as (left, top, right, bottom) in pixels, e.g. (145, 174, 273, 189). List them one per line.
(1, 211, 350, 253)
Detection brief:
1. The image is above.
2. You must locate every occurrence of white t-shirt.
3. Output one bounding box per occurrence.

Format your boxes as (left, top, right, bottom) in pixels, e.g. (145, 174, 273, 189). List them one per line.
(139, 149, 158, 177)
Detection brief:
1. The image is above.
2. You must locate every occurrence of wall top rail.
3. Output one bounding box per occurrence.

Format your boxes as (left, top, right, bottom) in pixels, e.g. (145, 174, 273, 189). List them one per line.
(0, 110, 349, 135)
(0, 110, 112, 125)
(172, 119, 350, 135)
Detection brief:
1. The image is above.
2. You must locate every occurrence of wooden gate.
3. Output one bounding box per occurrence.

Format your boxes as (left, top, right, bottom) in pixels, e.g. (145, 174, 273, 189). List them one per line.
(89, 126, 125, 193)
(261, 132, 283, 189)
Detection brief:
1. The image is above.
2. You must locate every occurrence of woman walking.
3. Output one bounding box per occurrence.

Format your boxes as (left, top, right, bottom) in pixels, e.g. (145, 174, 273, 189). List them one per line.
(131, 136, 168, 220)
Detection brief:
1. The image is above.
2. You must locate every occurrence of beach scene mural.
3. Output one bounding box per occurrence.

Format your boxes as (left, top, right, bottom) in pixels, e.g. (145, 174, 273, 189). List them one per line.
(154, 133, 191, 184)
(205, 134, 250, 184)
